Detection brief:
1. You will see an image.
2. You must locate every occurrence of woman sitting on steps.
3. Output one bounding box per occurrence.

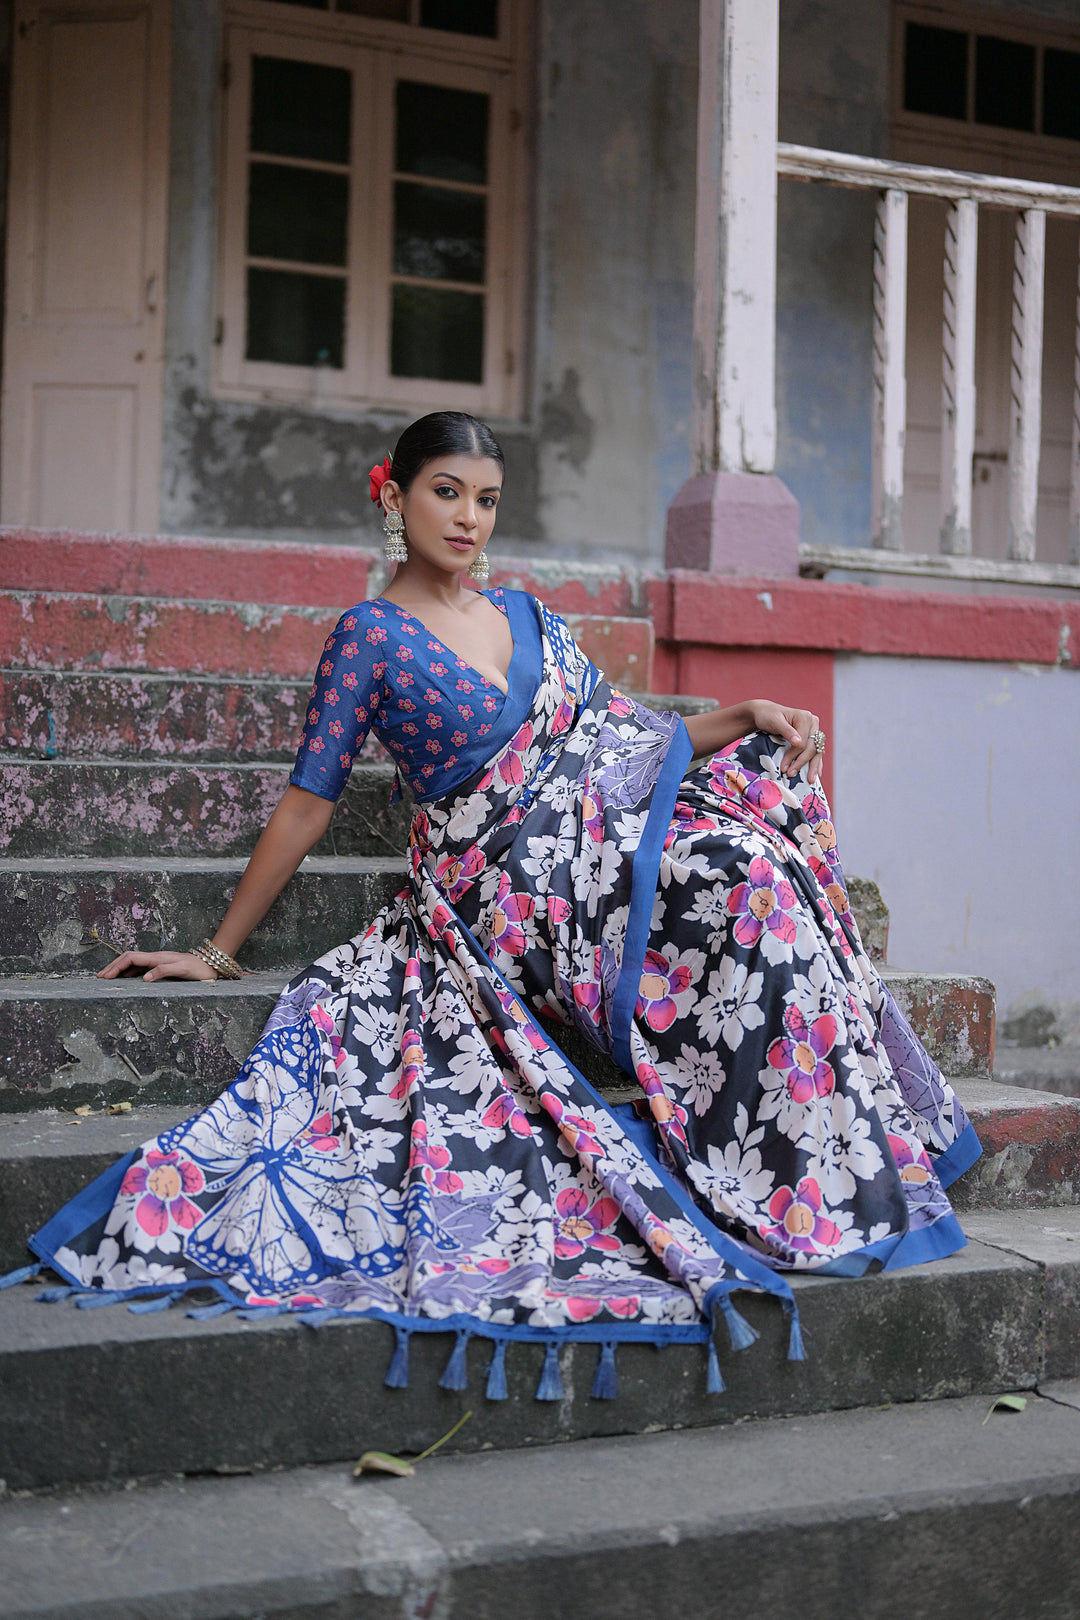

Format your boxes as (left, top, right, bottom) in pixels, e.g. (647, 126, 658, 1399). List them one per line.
(24, 410, 981, 1400)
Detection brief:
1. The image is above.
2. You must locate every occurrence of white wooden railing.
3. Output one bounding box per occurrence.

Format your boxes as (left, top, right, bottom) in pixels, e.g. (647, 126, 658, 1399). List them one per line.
(778, 143, 1080, 589)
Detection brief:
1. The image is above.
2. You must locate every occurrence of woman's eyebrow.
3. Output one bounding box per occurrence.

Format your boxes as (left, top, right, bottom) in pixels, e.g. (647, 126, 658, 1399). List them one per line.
(429, 471, 502, 494)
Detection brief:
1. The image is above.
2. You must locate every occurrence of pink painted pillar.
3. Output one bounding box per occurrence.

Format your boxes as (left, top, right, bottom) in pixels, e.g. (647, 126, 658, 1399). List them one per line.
(665, 0, 800, 577)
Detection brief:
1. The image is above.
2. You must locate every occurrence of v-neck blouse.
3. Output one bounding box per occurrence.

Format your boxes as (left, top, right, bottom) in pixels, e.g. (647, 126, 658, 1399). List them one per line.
(289, 587, 543, 805)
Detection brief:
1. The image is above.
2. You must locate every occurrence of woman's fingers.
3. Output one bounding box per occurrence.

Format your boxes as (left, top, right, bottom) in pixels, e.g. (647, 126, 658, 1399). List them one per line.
(97, 950, 215, 983)
(781, 711, 821, 776)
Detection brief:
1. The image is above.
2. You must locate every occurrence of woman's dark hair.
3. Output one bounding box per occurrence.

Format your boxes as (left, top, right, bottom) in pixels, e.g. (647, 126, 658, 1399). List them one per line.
(390, 412, 505, 494)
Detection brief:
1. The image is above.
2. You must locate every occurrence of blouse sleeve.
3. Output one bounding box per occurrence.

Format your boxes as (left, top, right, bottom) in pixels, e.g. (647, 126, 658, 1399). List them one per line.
(288, 608, 386, 802)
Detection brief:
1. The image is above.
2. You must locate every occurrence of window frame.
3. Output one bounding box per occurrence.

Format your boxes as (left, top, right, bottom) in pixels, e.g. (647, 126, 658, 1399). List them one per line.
(891, 1, 1080, 180)
(214, 1, 531, 418)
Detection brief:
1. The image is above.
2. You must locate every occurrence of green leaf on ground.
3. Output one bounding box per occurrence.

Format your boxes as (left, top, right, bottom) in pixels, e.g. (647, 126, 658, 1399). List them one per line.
(353, 1409, 473, 1479)
(983, 1394, 1028, 1425)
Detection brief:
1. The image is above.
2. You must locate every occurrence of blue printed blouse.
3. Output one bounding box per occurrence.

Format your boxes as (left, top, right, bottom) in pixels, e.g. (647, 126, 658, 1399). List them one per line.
(290, 587, 543, 805)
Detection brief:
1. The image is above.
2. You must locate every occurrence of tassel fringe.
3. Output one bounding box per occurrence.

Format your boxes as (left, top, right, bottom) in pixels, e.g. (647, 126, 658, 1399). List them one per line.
(591, 1341, 618, 1400)
(128, 1290, 181, 1314)
(37, 1285, 77, 1303)
(718, 1296, 759, 1352)
(706, 1339, 725, 1395)
(785, 1301, 807, 1362)
(485, 1339, 509, 1401)
(536, 1340, 564, 1401)
(186, 1300, 237, 1321)
(385, 1327, 411, 1389)
(439, 1330, 470, 1391)
(0, 1264, 40, 1289)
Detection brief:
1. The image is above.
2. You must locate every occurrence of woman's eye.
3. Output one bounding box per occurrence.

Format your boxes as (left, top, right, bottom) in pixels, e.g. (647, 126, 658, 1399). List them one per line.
(435, 485, 457, 498)
(479, 495, 497, 509)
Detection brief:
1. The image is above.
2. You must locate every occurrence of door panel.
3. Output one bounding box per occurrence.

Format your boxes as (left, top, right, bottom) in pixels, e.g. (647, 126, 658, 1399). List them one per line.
(2, 1, 170, 532)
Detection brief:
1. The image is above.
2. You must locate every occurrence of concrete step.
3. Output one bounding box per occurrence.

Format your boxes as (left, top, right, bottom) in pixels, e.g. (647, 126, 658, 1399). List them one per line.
(0, 967, 991, 1113)
(0, 1074, 1072, 1272)
(0, 854, 407, 976)
(995, 1042, 1080, 1098)
(5, 1391, 1080, 1620)
(0, 588, 340, 679)
(0, 759, 409, 858)
(0, 525, 374, 607)
(0, 1217, 1048, 1491)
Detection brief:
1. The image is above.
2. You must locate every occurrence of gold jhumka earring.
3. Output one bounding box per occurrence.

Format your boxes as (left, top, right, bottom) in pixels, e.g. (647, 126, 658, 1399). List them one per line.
(467, 549, 490, 580)
(383, 510, 407, 563)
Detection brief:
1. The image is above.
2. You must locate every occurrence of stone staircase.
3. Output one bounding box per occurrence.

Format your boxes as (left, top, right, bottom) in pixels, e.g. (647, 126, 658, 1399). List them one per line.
(3, 530, 1080, 1618)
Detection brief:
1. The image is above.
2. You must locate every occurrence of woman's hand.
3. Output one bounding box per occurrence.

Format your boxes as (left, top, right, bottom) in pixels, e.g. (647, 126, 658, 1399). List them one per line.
(97, 951, 218, 983)
(743, 700, 823, 784)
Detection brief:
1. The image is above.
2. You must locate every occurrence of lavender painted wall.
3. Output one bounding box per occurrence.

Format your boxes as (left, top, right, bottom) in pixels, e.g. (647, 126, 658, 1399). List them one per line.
(833, 653, 1080, 1036)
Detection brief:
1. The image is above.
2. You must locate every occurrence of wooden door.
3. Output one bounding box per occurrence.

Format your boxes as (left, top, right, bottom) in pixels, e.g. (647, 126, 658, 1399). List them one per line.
(1, 0, 171, 533)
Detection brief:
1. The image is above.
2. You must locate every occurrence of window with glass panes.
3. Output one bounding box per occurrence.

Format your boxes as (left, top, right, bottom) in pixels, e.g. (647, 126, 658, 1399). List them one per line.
(216, 4, 524, 415)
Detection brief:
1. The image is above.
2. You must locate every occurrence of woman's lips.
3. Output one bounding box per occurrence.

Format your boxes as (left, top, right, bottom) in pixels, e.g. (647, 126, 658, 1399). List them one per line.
(444, 538, 474, 552)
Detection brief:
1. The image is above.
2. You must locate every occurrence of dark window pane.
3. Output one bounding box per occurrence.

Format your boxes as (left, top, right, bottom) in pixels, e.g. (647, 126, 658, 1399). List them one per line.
(420, 0, 497, 36)
(394, 182, 485, 283)
(337, 0, 408, 15)
(391, 285, 483, 381)
(396, 82, 488, 183)
(975, 35, 1035, 131)
(1044, 48, 1080, 140)
(904, 22, 967, 120)
(249, 163, 348, 266)
(251, 57, 351, 163)
(247, 267, 345, 367)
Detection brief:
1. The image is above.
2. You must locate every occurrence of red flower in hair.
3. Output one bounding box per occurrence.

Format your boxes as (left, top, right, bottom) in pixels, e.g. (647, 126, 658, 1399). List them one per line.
(369, 455, 393, 504)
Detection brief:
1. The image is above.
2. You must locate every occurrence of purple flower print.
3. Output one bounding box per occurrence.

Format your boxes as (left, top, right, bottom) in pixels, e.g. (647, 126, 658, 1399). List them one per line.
(766, 1177, 843, 1253)
(365, 626, 386, 645)
(435, 844, 486, 903)
(727, 856, 797, 949)
(887, 1133, 934, 1187)
(553, 1187, 622, 1259)
(296, 1111, 340, 1153)
(635, 948, 694, 1033)
(481, 1091, 533, 1138)
(766, 1005, 838, 1103)
(489, 879, 536, 956)
(121, 1150, 204, 1238)
(408, 1120, 462, 1193)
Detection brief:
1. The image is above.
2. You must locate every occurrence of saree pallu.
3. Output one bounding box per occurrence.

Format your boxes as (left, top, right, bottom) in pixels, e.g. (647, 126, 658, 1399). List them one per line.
(29, 596, 980, 1396)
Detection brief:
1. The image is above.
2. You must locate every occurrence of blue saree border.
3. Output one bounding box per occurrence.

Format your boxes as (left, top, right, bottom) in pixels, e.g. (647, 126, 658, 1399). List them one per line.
(610, 715, 695, 1079)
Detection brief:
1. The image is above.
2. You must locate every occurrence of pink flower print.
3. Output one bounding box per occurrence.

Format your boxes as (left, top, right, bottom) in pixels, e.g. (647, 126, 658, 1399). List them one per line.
(482, 1091, 533, 1139)
(490, 883, 536, 956)
(340, 642, 358, 659)
(565, 1296, 602, 1322)
(309, 1000, 346, 1070)
(766, 1177, 843, 1253)
(553, 1187, 622, 1259)
(399, 671, 415, 687)
(343, 614, 357, 629)
(339, 753, 352, 769)
(424, 687, 442, 705)
(298, 730, 307, 747)
(814, 819, 837, 852)
(458, 704, 474, 721)
(483, 695, 498, 713)
(324, 689, 339, 706)
(307, 707, 320, 725)
(402, 722, 419, 736)
(421, 764, 434, 778)
(320, 659, 334, 677)
(397, 646, 413, 661)
(727, 856, 798, 949)
(573, 946, 603, 1027)
(390, 1031, 425, 1102)
(365, 627, 387, 645)
(328, 718, 344, 739)
(608, 693, 633, 718)
(354, 707, 367, 724)
(342, 671, 358, 690)
(401, 620, 418, 635)
(635, 948, 695, 1033)
(435, 844, 486, 903)
(372, 662, 387, 680)
(548, 895, 572, 927)
(369, 605, 385, 619)
(551, 697, 575, 737)
(408, 1120, 462, 1194)
(452, 729, 468, 747)
(297, 1111, 339, 1153)
(425, 739, 442, 755)
(457, 679, 475, 693)
(426, 713, 442, 729)
(711, 763, 783, 815)
(767, 1006, 838, 1103)
(887, 1133, 935, 1187)
(400, 698, 416, 713)
(307, 737, 325, 754)
(431, 661, 448, 676)
(540, 1094, 602, 1161)
(427, 639, 442, 651)
(122, 1150, 204, 1238)
(581, 789, 605, 843)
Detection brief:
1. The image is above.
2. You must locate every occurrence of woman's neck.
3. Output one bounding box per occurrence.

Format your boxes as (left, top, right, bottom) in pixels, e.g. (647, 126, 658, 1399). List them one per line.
(381, 558, 482, 612)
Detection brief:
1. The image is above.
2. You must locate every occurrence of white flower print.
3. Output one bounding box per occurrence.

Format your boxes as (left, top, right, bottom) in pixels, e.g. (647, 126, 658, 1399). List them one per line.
(668, 1043, 728, 1117)
(801, 1090, 886, 1202)
(684, 879, 732, 952)
(694, 958, 766, 1051)
(348, 1002, 398, 1065)
(694, 1104, 776, 1213)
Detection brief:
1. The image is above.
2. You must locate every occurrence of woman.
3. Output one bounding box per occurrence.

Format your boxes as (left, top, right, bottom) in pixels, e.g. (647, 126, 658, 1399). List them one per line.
(24, 412, 979, 1401)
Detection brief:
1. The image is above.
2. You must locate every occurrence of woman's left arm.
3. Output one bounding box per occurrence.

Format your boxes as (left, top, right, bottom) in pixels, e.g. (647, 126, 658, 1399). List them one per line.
(683, 698, 824, 785)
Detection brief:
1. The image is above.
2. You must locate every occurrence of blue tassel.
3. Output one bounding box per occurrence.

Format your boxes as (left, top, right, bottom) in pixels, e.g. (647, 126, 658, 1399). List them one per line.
(74, 1290, 129, 1309)
(785, 1301, 807, 1362)
(186, 1300, 237, 1321)
(297, 1308, 338, 1329)
(591, 1341, 618, 1400)
(0, 1264, 40, 1289)
(439, 1330, 470, 1392)
(235, 1304, 288, 1319)
(127, 1291, 180, 1314)
(385, 1327, 412, 1389)
(718, 1296, 759, 1352)
(37, 1285, 77, 1303)
(706, 1339, 725, 1395)
(485, 1339, 509, 1401)
(535, 1339, 564, 1401)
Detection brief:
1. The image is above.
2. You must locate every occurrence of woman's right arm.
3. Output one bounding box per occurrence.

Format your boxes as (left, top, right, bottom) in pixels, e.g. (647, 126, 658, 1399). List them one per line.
(97, 784, 336, 982)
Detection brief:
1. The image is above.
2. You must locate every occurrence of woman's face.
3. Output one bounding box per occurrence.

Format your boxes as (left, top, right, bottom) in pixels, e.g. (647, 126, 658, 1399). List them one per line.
(382, 453, 502, 577)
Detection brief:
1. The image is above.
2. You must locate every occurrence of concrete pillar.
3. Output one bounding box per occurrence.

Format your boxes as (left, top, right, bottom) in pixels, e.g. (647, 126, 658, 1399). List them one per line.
(665, 0, 800, 575)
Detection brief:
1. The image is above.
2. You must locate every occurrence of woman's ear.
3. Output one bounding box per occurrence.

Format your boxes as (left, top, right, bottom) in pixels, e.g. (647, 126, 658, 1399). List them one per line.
(381, 481, 404, 515)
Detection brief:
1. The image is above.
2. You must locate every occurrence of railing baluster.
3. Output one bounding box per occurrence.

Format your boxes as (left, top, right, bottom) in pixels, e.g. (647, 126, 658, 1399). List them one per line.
(940, 198, 978, 556)
(1070, 235, 1080, 566)
(872, 188, 908, 551)
(1008, 208, 1046, 562)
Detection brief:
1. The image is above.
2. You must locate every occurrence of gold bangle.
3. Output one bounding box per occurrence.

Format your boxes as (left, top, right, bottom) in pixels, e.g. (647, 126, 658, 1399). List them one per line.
(189, 939, 243, 980)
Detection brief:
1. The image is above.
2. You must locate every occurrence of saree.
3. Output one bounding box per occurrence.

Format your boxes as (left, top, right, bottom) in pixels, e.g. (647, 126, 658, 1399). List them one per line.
(27, 589, 980, 1398)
